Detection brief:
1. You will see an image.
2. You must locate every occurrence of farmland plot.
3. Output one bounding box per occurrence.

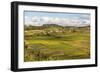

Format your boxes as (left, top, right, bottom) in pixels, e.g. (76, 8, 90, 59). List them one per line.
(24, 25, 90, 62)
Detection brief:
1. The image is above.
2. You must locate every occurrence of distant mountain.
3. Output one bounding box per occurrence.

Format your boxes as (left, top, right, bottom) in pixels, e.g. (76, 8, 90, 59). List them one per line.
(42, 24, 63, 27)
(25, 23, 90, 30)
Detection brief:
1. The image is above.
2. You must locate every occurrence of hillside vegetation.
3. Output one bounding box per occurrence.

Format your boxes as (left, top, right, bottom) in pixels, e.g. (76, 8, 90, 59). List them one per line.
(24, 24, 90, 62)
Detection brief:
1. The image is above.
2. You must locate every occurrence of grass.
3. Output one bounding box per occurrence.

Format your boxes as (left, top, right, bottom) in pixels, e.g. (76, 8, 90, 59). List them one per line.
(24, 26, 90, 62)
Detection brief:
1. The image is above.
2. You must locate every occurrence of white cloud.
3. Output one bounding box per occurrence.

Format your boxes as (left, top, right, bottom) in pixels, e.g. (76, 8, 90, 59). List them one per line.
(25, 16, 90, 27)
(25, 16, 28, 19)
(32, 16, 39, 22)
(79, 14, 90, 20)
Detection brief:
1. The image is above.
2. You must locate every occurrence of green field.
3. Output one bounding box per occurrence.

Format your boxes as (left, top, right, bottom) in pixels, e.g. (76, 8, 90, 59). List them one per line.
(24, 25, 90, 62)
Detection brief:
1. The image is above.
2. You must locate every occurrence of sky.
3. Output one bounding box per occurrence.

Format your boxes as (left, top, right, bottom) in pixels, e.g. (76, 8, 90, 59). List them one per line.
(24, 11, 90, 27)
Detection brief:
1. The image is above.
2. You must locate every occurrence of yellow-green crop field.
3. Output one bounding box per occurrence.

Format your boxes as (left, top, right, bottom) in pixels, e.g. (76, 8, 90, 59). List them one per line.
(24, 26, 90, 62)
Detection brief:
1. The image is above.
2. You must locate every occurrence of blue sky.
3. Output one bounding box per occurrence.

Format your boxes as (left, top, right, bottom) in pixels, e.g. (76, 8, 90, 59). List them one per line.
(24, 11, 90, 26)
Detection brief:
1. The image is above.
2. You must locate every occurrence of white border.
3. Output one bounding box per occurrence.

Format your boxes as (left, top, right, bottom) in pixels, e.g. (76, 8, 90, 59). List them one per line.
(18, 5, 95, 68)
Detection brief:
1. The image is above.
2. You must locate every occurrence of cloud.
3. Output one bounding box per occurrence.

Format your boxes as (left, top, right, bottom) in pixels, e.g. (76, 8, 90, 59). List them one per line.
(25, 16, 28, 19)
(79, 14, 90, 20)
(25, 16, 90, 27)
